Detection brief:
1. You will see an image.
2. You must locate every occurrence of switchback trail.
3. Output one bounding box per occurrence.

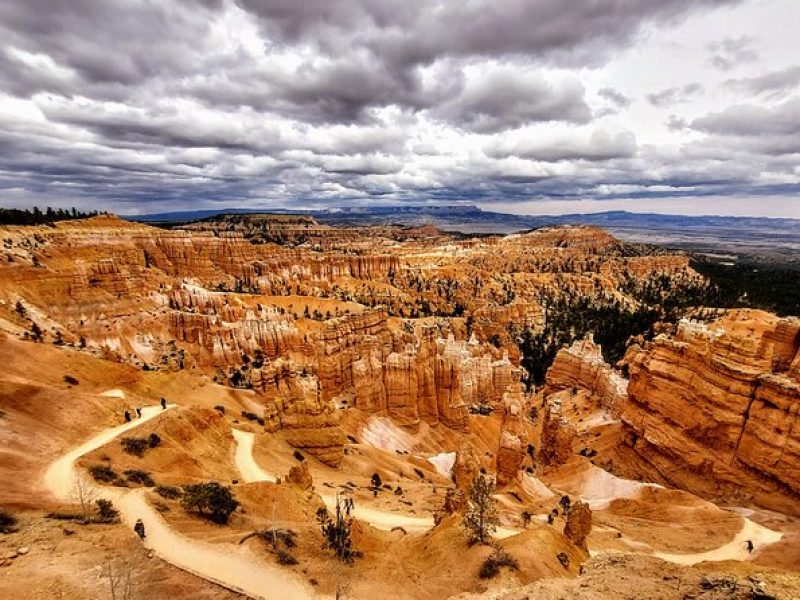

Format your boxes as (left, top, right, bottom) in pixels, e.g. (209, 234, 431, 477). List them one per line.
(43, 405, 322, 600)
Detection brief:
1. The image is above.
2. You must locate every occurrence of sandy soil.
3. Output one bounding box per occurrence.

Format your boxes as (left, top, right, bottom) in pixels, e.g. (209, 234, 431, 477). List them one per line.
(42, 405, 323, 600)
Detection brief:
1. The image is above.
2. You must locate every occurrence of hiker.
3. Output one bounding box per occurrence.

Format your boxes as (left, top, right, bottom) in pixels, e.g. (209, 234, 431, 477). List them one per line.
(745, 539, 754, 553)
(134, 519, 146, 540)
(124, 410, 131, 423)
(160, 397, 166, 410)
(521, 511, 532, 528)
(136, 407, 142, 418)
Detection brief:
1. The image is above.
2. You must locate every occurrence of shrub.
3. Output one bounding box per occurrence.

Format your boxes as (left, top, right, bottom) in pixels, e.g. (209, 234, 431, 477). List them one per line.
(63, 375, 79, 386)
(181, 482, 239, 524)
(241, 411, 265, 426)
(89, 464, 118, 483)
(147, 433, 161, 448)
(276, 549, 299, 565)
(258, 528, 297, 549)
(0, 511, 18, 534)
(120, 437, 149, 457)
(316, 499, 359, 564)
(155, 485, 182, 500)
(95, 499, 120, 523)
(124, 469, 155, 487)
(479, 548, 519, 579)
(46, 511, 82, 521)
(293, 450, 305, 462)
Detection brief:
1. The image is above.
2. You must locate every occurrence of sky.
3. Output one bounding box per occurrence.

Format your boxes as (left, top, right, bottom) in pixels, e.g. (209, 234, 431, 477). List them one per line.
(0, 0, 798, 218)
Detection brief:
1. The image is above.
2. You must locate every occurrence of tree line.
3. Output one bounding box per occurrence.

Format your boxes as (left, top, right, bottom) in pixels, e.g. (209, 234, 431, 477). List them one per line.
(0, 206, 105, 225)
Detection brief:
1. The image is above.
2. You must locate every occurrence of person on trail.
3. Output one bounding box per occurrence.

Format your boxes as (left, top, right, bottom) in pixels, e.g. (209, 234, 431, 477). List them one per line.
(134, 519, 146, 540)
(745, 539, 754, 553)
(160, 397, 166, 410)
(136, 407, 142, 418)
(124, 410, 131, 423)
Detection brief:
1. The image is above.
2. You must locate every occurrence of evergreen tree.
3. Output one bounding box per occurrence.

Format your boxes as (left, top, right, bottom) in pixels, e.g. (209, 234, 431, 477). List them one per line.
(462, 474, 498, 545)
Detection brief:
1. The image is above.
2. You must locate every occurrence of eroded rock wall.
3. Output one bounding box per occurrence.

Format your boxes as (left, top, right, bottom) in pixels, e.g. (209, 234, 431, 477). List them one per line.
(622, 310, 800, 513)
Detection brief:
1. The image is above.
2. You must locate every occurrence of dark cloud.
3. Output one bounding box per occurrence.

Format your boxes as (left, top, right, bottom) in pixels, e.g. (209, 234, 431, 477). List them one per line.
(431, 68, 590, 132)
(0, 0, 793, 214)
(238, 0, 739, 67)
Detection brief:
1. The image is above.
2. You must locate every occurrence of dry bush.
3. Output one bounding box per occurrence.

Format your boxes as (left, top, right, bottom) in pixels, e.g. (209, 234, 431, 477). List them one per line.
(479, 548, 519, 579)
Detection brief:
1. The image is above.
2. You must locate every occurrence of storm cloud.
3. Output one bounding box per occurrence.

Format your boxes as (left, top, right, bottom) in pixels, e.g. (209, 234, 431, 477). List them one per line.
(0, 0, 796, 215)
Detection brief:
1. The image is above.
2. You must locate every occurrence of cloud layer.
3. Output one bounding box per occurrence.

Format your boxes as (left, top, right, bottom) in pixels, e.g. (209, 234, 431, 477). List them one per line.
(0, 0, 797, 215)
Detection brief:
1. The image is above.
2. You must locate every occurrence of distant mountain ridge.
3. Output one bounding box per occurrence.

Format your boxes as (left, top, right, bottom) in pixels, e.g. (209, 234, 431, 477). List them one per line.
(124, 205, 800, 262)
(125, 204, 800, 228)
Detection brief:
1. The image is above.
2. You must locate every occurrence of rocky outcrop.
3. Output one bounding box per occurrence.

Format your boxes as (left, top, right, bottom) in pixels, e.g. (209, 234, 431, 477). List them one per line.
(545, 336, 628, 414)
(496, 384, 529, 487)
(622, 310, 800, 514)
(539, 397, 576, 469)
(322, 316, 517, 430)
(286, 460, 313, 490)
(563, 500, 592, 551)
(453, 440, 482, 493)
(1, 216, 710, 475)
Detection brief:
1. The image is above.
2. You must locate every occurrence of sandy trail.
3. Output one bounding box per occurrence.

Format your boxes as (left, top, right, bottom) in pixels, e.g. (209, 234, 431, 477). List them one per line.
(546, 461, 783, 564)
(651, 516, 783, 565)
(232, 428, 276, 483)
(232, 429, 435, 533)
(44, 407, 322, 600)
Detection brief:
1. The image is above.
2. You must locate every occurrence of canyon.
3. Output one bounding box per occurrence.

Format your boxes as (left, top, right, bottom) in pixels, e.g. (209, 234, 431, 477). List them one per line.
(0, 214, 798, 599)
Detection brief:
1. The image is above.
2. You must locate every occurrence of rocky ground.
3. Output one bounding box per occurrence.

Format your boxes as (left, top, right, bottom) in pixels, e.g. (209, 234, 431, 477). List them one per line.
(0, 215, 798, 598)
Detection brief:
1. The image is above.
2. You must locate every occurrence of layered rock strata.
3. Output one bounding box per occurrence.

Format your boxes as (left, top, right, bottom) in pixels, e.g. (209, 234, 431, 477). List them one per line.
(622, 310, 800, 514)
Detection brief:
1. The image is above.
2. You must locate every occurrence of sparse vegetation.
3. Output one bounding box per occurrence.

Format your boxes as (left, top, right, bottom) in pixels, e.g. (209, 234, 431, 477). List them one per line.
(181, 482, 239, 524)
(89, 464, 119, 483)
(317, 497, 360, 564)
(120, 437, 150, 457)
(29, 321, 43, 342)
(95, 499, 120, 523)
(241, 411, 265, 426)
(124, 469, 155, 487)
(479, 548, 519, 579)
(0, 510, 18, 533)
(155, 485, 182, 500)
(463, 473, 499, 545)
(276, 548, 299, 565)
(147, 433, 161, 448)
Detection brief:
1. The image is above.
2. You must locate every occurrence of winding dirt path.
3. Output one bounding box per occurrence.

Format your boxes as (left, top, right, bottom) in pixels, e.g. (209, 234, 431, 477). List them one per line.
(232, 429, 435, 533)
(651, 516, 783, 566)
(43, 406, 322, 600)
